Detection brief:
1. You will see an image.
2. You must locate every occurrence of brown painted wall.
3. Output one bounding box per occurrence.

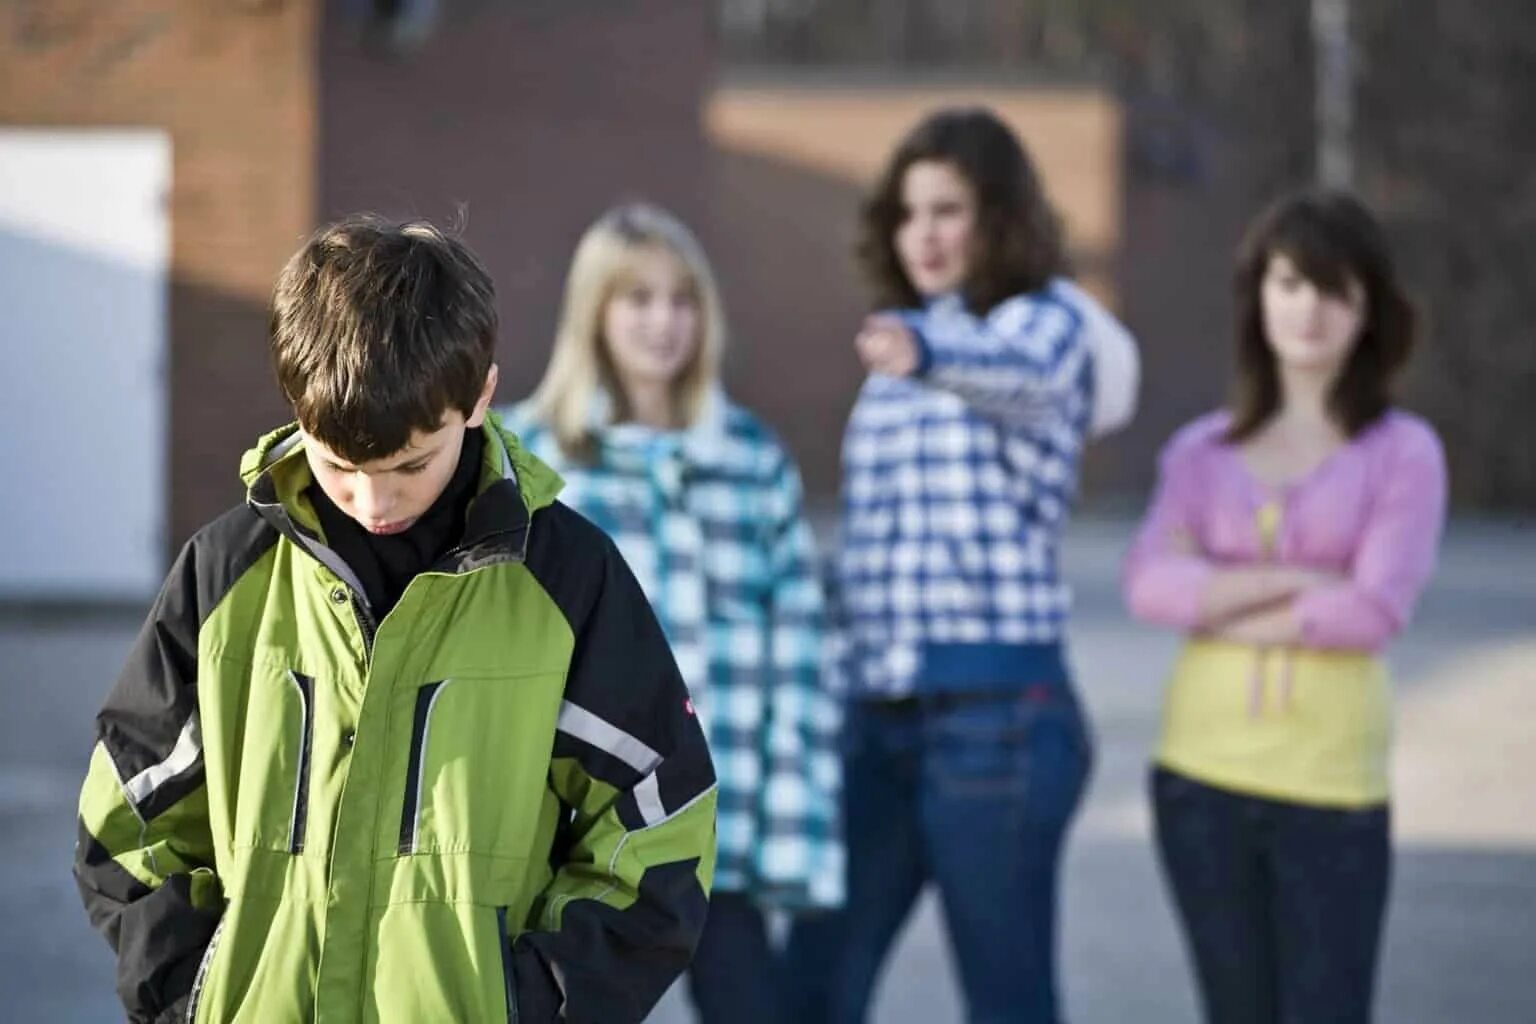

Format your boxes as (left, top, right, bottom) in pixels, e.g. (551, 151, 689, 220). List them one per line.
(1, 0, 319, 548)
(702, 145, 868, 501)
(4, 0, 1279, 572)
(318, 0, 715, 417)
(699, 82, 1128, 502)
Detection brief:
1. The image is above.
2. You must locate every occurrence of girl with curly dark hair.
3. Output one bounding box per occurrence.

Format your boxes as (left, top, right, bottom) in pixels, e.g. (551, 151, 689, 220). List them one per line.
(785, 106, 1140, 1024)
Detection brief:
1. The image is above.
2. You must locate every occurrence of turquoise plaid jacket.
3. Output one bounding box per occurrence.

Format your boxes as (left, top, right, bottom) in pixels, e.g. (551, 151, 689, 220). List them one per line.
(502, 391, 843, 910)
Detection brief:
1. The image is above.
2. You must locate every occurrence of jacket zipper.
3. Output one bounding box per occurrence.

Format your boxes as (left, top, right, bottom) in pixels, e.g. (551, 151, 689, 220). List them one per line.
(497, 906, 518, 1023)
(351, 594, 378, 658)
(183, 914, 227, 1024)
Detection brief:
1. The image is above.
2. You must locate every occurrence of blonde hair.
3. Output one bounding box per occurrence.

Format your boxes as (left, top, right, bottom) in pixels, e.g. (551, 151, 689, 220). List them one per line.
(530, 203, 726, 460)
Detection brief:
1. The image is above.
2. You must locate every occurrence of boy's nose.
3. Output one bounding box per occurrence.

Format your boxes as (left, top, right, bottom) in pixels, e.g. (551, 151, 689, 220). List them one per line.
(352, 478, 394, 521)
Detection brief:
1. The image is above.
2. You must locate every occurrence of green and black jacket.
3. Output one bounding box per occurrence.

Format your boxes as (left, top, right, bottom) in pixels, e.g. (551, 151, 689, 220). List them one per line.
(74, 416, 718, 1023)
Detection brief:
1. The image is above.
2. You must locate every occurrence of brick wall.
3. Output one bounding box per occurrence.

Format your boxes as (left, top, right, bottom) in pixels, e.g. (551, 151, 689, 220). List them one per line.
(319, 0, 715, 419)
(0, 0, 318, 547)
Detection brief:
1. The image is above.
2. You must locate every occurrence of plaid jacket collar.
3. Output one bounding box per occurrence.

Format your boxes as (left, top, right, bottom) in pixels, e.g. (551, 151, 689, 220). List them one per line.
(586, 385, 732, 473)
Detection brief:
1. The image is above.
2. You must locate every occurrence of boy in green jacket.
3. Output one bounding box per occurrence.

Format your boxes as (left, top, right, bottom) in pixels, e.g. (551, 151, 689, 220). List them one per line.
(74, 215, 718, 1023)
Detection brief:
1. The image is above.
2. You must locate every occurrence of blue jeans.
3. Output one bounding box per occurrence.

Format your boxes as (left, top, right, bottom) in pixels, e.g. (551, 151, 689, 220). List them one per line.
(1151, 768, 1391, 1024)
(784, 687, 1092, 1024)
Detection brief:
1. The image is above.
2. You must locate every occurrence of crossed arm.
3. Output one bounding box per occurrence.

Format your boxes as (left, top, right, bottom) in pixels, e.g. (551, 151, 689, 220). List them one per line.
(1162, 538, 1345, 647)
(1123, 425, 1447, 652)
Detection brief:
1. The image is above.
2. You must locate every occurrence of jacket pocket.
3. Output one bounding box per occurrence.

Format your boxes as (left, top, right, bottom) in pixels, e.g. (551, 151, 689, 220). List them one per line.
(391, 672, 564, 858)
(225, 662, 318, 853)
(398, 680, 452, 855)
(284, 671, 314, 853)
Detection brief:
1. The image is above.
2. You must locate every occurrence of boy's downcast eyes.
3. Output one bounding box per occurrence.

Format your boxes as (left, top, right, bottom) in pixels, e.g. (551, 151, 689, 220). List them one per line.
(323, 458, 433, 476)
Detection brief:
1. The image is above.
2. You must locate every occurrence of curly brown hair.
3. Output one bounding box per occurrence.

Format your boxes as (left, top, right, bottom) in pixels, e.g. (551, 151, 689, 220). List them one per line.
(1228, 189, 1417, 442)
(857, 106, 1066, 314)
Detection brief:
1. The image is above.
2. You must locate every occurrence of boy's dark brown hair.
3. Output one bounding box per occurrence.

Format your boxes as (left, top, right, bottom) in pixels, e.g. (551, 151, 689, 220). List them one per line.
(857, 106, 1066, 314)
(1228, 189, 1416, 442)
(270, 215, 497, 462)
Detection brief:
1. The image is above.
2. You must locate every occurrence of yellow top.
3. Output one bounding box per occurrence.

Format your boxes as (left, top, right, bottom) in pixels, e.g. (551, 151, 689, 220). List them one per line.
(1155, 640, 1391, 807)
(1154, 498, 1392, 807)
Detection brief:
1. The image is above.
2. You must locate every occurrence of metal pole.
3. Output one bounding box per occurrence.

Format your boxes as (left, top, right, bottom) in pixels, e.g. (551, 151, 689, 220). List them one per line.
(1312, 0, 1354, 188)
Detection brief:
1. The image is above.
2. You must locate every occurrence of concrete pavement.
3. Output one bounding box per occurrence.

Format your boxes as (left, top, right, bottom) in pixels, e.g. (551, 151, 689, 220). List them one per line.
(4, 518, 1531, 1022)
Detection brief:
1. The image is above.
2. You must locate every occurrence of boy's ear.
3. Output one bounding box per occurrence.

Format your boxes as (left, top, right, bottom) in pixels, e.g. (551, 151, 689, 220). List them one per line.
(466, 364, 499, 428)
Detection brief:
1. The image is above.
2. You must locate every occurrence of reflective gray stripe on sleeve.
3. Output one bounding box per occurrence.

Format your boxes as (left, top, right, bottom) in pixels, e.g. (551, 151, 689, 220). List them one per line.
(633, 771, 667, 826)
(120, 711, 202, 811)
(556, 701, 662, 775)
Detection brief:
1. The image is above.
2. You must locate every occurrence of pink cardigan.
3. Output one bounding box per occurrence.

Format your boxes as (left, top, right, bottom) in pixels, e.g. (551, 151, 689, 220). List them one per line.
(1124, 410, 1447, 651)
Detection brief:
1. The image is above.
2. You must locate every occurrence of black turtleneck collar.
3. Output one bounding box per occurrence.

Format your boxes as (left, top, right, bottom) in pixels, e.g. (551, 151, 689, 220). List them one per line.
(310, 427, 485, 618)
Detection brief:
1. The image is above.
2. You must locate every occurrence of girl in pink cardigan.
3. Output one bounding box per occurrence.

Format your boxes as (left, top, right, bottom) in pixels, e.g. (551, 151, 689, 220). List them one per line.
(1124, 190, 1447, 1023)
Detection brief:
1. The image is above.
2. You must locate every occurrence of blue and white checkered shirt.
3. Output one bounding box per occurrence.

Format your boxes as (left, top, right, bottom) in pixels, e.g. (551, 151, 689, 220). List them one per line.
(502, 393, 844, 909)
(837, 279, 1122, 699)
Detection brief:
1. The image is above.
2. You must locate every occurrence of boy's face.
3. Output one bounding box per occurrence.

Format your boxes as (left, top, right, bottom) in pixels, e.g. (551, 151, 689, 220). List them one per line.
(301, 366, 497, 536)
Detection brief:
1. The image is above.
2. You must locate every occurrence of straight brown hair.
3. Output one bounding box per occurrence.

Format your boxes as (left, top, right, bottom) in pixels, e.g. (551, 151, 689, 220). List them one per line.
(270, 215, 497, 462)
(1229, 190, 1416, 441)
